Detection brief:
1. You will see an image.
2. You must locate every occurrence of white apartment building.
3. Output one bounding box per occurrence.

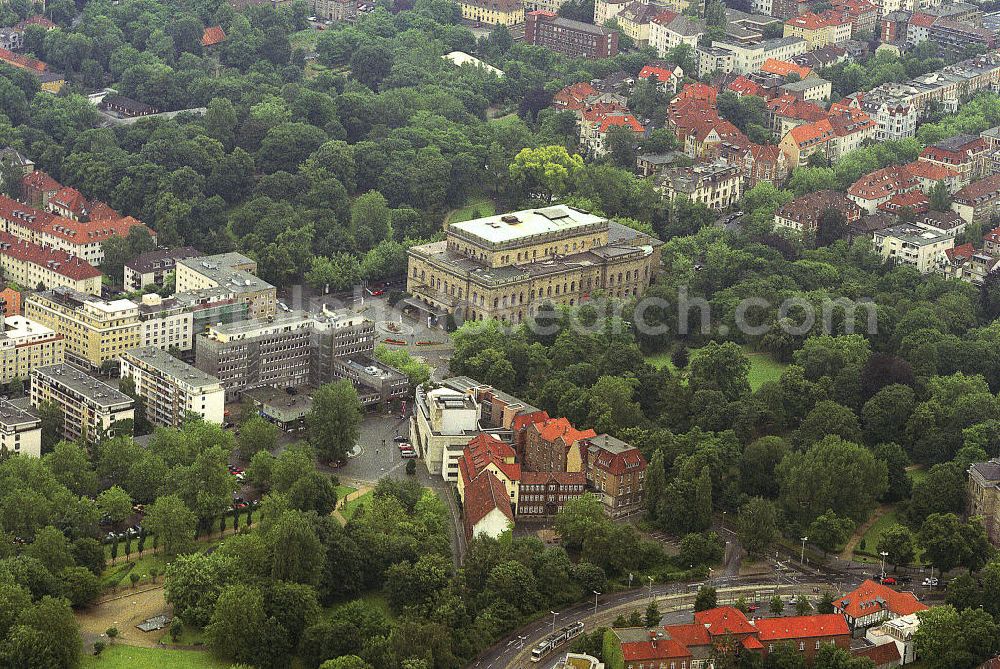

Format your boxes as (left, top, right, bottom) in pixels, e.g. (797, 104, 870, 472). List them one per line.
(875, 103, 917, 141)
(137, 293, 195, 353)
(0, 402, 42, 458)
(120, 347, 225, 427)
(649, 13, 703, 57)
(30, 364, 134, 443)
(712, 37, 808, 74)
(873, 223, 954, 274)
(0, 315, 65, 385)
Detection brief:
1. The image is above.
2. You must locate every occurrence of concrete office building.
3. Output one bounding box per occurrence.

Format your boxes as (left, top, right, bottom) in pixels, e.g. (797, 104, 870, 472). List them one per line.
(30, 363, 134, 443)
(196, 308, 408, 407)
(195, 312, 314, 401)
(0, 401, 41, 458)
(120, 347, 225, 427)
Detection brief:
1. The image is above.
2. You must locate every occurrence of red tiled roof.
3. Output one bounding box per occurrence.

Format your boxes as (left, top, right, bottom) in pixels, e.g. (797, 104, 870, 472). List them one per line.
(728, 75, 766, 98)
(49, 186, 90, 217)
(580, 101, 630, 122)
(909, 12, 936, 27)
(954, 174, 1000, 203)
(786, 11, 833, 29)
(946, 242, 976, 263)
(552, 82, 599, 111)
(742, 636, 765, 650)
(848, 166, 918, 200)
(512, 410, 549, 432)
(835, 580, 929, 619)
(463, 470, 514, 538)
(459, 432, 520, 483)
(676, 82, 717, 104)
(650, 9, 679, 24)
(597, 114, 645, 134)
(0, 47, 47, 72)
(854, 642, 902, 666)
(534, 417, 596, 445)
(920, 137, 988, 163)
(756, 614, 850, 641)
(201, 26, 227, 46)
(695, 607, 757, 636)
(664, 623, 711, 647)
(761, 58, 812, 79)
(776, 190, 861, 227)
(789, 118, 835, 147)
(767, 94, 827, 122)
(639, 65, 677, 83)
(0, 195, 152, 246)
(589, 443, 645, 476)
(622, 637, 692, 661)
(905, 160, 959, 181)
(0, 230, 100, 281)
(879, 189, 928, 213)
(21, 170, 59, 193)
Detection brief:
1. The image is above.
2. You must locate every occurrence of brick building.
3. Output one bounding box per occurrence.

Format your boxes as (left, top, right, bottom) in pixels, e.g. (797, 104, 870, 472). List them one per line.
(525, 11, 618, 58)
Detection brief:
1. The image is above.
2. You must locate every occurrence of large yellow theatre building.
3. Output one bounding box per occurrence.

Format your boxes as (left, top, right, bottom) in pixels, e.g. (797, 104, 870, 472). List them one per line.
(405, 206, 662, 324)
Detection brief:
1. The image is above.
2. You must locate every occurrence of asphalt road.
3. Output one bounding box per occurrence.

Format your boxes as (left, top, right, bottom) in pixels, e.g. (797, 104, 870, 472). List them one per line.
(467, 566, 872, 669)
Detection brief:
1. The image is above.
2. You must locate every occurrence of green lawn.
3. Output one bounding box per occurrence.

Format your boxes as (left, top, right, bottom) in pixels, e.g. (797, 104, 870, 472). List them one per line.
(82, 645, 229, 669)
(446, 195, 496, 225)
(745, 352, 787, 389)
(290, 27, 322, 50)
(341, 489, 374, 520)
(855, 508, 924, 565)
(907, 467, 928, 486)
(335, 484, 357, 501)
(100, 553, 168, 589)
(644, 345, 787, 390)
(159, 622, 207, 647)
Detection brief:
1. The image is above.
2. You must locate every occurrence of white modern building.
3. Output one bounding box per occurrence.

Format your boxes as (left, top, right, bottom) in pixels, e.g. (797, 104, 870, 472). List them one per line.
(119, 347, 225, 427)
(0, 401, 41, 458)
(411, 385, 482, 481)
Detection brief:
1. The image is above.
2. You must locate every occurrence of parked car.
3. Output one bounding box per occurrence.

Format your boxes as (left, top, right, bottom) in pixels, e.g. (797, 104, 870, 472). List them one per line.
(747, 604, 759, 612)
(400, 450, 417, 459)
(397, 442, 413, 450)
(393, 435, 408, 443)
(880, 576, 896, 585)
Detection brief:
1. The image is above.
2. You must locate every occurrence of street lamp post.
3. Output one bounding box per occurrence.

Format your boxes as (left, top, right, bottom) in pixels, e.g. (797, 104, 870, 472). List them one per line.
(550, 611, 558, 633)
(629, 573, 634, 589)
(800, 536, 809, 565)
(647, 575, 654, 601)
(880, 551, 889, 578)
(593, 590, 601, 617)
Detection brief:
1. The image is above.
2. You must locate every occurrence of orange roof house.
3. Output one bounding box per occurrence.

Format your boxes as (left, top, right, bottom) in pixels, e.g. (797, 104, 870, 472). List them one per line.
(201, 26, 227, 47)
(552, 82, 599, 111)
(0, 47, 47, 73)
(834, 579, 929, 629)
(462, 469, 514, 541)
(761, 58, 812, 79)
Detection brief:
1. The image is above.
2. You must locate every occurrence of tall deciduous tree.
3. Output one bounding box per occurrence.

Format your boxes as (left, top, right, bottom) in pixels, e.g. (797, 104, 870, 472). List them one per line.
(306, 380, 362, 464)
(145, 494, 197, 556)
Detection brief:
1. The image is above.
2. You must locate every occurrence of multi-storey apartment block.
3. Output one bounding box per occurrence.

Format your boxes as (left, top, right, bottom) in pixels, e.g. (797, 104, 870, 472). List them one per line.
(30, 363, 134, 443)
(120, 347, 225, 427)
(25, 287, 141, 370)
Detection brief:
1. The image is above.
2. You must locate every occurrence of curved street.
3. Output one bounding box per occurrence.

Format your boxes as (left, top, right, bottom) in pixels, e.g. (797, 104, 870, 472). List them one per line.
(467, 565, 879, 669)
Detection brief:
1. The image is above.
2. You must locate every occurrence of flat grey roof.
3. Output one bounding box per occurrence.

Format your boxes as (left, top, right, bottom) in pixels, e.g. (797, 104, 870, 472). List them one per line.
(0, 400, 40, 428)
(781, 77, 830, 92)
(122, 347, 222, 389)
(448, 206, 607, 245)
(32, 364, 134, 408)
